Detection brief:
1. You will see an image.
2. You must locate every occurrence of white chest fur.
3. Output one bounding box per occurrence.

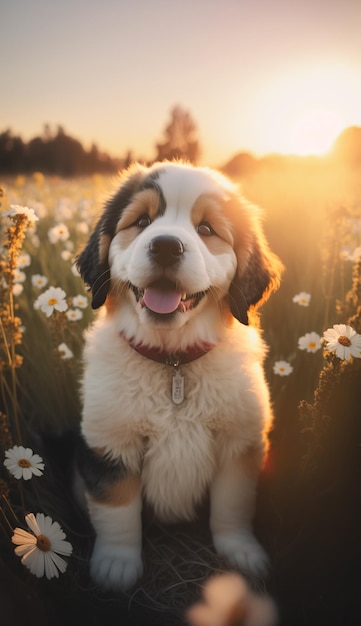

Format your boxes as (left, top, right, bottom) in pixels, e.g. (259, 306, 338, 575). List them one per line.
(81, 320, 271, 521)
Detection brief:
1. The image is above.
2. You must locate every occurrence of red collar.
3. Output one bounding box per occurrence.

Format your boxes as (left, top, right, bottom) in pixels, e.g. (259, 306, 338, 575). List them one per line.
(120, 333, 214, 365)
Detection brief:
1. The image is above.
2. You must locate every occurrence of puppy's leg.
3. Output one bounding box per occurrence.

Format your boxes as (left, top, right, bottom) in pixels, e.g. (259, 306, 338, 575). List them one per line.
(87, 483, 143, 591)
(210, 446, 269, 576)
(76, 439, 143, 591)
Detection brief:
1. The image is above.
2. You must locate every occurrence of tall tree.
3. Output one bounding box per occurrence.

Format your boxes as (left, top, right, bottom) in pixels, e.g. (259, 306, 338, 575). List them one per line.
(155, 105, 200, 163)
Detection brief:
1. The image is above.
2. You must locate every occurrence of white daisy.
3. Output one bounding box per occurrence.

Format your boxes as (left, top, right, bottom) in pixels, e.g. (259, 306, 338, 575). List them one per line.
(323, 324, 361, 361)
(16, 253, 31, 269)
(292, 292, 311, 307)
(72, 294, 88, 309)
(12, 512, 72, 579)
(31, 274, 49, 289)
(35, 286, 68, 317)
(6, 205, 39, 226)
(48, 223, 70, 244)
(273, 360, 293, 376)
(298, 332, 322, 353)
(4, 446, 44, 480)
(58, 343, 73, 359)
(65, 308, 83, 322)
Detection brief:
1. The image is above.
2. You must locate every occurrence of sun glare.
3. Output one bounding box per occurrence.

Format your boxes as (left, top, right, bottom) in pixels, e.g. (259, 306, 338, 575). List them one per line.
(288, 107, 345, 156)
(249, 63, 358, 157)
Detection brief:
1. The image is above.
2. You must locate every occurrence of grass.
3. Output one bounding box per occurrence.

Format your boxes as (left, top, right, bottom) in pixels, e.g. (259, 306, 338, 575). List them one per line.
(0, 162, 360, 625)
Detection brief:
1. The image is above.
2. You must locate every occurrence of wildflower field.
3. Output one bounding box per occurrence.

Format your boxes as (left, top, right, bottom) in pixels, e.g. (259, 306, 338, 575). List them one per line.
(1, 164, 360, 626)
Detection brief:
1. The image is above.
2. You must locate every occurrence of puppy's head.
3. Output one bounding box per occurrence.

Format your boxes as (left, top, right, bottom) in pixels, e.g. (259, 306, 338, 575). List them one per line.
(76, 161, 282, 327)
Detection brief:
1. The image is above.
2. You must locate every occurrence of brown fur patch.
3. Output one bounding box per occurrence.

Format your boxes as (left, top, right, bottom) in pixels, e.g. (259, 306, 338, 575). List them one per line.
(116, 188, 161, 232)
(90, 475, 140, 507)
(113, 188, 162, 250)
(191, 194, 235, 251)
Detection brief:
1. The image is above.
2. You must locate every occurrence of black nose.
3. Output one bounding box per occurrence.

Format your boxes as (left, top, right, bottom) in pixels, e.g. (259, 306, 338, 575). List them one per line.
(149, 235, 184, 267)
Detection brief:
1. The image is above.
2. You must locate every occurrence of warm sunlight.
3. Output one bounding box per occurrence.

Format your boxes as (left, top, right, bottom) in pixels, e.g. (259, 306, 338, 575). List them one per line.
(248, 63, 358, 156)
(288, 107, 345, 155)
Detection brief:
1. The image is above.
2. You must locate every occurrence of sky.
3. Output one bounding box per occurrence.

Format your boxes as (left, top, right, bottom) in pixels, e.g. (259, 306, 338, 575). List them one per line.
(2, 0, 361, 165)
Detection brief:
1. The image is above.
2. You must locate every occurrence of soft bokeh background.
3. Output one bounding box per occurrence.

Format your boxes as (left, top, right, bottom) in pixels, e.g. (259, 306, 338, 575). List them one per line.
(2, 0, 361, 163)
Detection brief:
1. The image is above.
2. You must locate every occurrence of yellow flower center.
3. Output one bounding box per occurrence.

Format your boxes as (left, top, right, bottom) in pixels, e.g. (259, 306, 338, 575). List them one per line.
(279, 367, 284, 372)
(18, 458, 31, 468)
(48, 298, 58, 306)
(338, 335, 351, 347)
(36, 534, 51, 552)
(309, 342, 316, 349)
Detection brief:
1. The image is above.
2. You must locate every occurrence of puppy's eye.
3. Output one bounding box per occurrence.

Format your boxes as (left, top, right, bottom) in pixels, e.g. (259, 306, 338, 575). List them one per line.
(197, 222, 214, 237)
(136, 214, 151, 229)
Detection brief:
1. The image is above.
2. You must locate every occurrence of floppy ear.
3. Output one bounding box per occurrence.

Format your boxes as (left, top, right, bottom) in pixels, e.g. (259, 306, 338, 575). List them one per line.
(76, 165, 145, 309)
(228, 215, 283, 325)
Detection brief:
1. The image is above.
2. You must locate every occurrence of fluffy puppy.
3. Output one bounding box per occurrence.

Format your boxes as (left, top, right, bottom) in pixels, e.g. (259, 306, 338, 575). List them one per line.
(75, 160, 283, 591)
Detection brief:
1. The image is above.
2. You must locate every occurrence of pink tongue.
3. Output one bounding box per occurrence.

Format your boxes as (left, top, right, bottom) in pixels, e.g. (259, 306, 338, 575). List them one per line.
(143, 287, 182, 314)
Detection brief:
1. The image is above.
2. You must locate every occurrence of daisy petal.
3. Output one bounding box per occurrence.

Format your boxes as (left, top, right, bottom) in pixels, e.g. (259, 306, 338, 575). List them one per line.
(15, 543, 36, 557)
(25, 513, 41, 536)
(24, 546, 45, 578)
(48, 550, 68, 573)
(12, 528, 36, 546)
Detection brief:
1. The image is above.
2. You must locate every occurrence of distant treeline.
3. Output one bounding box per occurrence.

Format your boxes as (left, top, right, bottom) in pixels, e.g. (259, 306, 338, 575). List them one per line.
(1, 119, 361, 177)
(0, 107, 201, 177)
(0, 125, 124, 176)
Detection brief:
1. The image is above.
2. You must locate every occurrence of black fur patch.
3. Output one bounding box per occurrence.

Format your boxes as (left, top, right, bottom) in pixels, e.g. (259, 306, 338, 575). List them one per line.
(75, 431, 128, 501)
(229, 245, 274, 325)
(138, 176, 166, 217)
(76, 168, 145, 308)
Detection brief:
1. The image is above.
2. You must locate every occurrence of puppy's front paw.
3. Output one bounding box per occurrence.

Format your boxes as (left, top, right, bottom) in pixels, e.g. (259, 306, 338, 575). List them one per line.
(90, 542, 143, 591)
(213, 530, 269, 576)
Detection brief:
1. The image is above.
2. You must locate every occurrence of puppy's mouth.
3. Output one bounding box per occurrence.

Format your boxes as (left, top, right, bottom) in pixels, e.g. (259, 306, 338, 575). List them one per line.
(130, 278, 208, 315)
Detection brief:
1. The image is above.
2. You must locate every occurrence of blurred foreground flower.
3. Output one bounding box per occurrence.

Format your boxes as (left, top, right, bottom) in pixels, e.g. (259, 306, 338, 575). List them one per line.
(292, 292, 311, 307)
(298, 332, 322, 353)
(35, 286, 68, 317)
(12, 513, 72, 579)
(273, 360, 293, 376)
(187, 573, 278, 626)
(4, 445, 44, 480)
(323, 324, 361, 361)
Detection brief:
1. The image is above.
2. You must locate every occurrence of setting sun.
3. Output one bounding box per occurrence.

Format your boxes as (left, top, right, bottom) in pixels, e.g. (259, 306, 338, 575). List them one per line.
(288, 107, 345, 155)
(245, 62, 359, 157)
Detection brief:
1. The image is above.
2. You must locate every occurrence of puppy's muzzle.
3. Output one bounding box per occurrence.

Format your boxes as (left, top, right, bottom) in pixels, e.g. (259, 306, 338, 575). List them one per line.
(149, 235, 184, 267)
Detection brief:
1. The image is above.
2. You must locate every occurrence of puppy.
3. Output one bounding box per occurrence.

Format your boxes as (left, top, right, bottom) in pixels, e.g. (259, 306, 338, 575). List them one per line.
(75, 160, 283, 591)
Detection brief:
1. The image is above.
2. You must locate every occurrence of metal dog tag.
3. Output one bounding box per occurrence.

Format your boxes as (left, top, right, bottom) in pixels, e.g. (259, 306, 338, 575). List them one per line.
(172, 368, 184, 404)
